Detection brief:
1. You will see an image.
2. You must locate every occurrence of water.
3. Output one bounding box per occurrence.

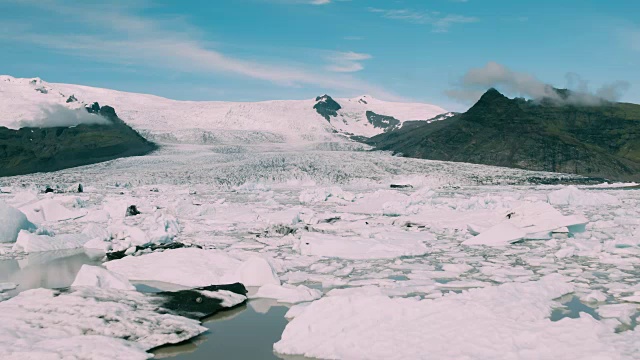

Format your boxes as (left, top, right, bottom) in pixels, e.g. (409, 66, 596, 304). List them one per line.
(0, 249, 101, 294)
(154, 301, 302, 359)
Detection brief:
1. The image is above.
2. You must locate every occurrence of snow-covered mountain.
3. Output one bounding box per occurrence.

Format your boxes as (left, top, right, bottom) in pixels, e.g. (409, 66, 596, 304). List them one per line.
(0, 75, 446, 144)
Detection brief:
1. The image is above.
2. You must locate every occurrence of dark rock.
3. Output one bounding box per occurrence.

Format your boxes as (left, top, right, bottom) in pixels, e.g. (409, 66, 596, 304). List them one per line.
(34, 87, 48, 94)
(86, 102, 101, 114)
(125, 205, 141, 217)
(365, 111, 401, 132)
(313, 95, 342, 122)
(154, 283, 248, 320)
(66, 95, 77, 103)
(390, 184, 413, 189)
(77, 184, 83, 193)
(44, 187, 55, 193)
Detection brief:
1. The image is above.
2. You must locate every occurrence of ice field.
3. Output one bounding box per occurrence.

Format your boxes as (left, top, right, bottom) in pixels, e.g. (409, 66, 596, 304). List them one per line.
(1, 140, 640, 359)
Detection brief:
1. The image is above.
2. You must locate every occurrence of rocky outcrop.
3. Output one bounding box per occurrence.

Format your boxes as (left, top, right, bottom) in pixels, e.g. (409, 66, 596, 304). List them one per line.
(313, 95, 341, 122)
(365, 111, 400, 132)
(0, 104, 157, 177)
(368, 88, 640, 181)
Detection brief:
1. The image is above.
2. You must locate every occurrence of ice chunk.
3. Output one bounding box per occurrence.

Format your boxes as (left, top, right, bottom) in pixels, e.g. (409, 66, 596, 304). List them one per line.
(198, 289, 247, 308)
(299, 187, 354, 204)
(106, 248, 279, 288)
(12, 230, 90, 253)
(463, 222, 527, 246)
(253, 284, 322, 304)
(296, 231, 428, 259)
(0, 200, 35, 243)
(234, 256, 281, 287)
(19, 198, 86, 223)
(82, 223, 111, 241)
(547, 186, 620, 206)
(105, 248, 243, 287)
(0, 282, 17, 292)
(273, 275, 631, 359)
(463, 202, 589, 246)
(0, 287, 206, 359)
(83, 238, 113, 252)
(72, 265, 136, 290)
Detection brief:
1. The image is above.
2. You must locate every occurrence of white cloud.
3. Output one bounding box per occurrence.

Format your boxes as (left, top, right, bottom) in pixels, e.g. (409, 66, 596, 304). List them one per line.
(325, 51, 372, 73)
(1, 0, 404, 100)
(368, 7, 478, 32)
(310, 0, 331, 4)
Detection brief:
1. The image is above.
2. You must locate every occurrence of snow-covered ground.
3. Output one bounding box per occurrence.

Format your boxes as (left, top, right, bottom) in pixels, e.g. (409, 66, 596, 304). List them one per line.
(1, 138, 640, 358)
(0, 75, 445, 141)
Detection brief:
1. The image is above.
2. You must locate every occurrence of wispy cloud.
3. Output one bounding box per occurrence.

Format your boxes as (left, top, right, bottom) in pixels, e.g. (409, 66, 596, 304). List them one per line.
(446, 61, 631, 105)
(368, 7, 478, 32)
(1, 0, 404, 100)
(325, 51, 372, 72)
(343, 36, 364, 41)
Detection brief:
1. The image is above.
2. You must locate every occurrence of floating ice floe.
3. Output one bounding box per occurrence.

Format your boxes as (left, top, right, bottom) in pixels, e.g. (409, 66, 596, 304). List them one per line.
(0, 287, 206, 359)
(71, 265, 136, 290)
(0, 200, 35, 243)
(12, 230, 90, 253)
(274, 275, 639, 359)
(295, 231, 429, 259)
(20, 199, 87, 223)
(547, 186, 620, 206)
(252, 284, 322, 304)
(299, 187, 355, 204)
(463, 202, 588, 247)
(105, 248, 280, 288)
(19, 198, 87, 223)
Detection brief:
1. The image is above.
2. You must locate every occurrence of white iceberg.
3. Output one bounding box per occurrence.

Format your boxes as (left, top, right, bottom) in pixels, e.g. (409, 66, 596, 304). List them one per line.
(252, 284, 322, 304)
(0, 200, 35, 243)
(12, 230, 90, 253)
(71, 265, 136, 291)
(105, 248, 280, 288)
(295, 231, 428, 259)
(547, 186, 620, 206)
(274, 275, 631, 359)
(0, 287, 205, 359)
(463, 202, 588, 246)
(19, 198, 87, 223)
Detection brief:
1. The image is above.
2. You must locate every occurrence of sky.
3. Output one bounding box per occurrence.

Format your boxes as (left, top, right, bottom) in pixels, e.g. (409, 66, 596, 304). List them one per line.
(1, 0, 639, 111)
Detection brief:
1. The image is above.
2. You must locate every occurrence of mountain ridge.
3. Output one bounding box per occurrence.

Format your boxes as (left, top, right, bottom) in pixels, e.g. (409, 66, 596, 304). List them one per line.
(367, 88, 640, 181)
(0, 75, 447, 143)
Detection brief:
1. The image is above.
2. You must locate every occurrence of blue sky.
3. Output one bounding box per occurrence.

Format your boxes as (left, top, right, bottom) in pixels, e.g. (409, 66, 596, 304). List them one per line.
(1, 0, 639, 110)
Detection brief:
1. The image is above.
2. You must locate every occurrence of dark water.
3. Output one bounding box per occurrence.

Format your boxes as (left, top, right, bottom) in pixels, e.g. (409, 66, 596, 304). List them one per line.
(154, 302, 297, 359)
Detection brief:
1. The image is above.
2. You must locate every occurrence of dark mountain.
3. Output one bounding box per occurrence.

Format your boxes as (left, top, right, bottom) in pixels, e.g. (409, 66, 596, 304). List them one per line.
(367, 88, 640, 181)
(313, 95, 341, 122)
(0, 103, 157, 177)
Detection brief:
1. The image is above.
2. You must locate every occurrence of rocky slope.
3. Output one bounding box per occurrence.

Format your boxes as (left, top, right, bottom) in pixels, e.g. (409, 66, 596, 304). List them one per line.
(0, 103, 157, 177)
(367, 88, 640, 181)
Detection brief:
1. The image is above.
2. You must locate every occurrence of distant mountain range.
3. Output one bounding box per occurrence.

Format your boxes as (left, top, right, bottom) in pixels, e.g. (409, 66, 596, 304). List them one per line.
(367, 88, 640, 182)
(0, 76, 446, 144)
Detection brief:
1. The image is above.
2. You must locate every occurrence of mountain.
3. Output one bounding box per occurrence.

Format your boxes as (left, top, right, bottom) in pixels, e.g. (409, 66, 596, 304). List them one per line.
(367, 88, 640, 181)
(0, 76, 446, 144)
(0, 102, 157, 177)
